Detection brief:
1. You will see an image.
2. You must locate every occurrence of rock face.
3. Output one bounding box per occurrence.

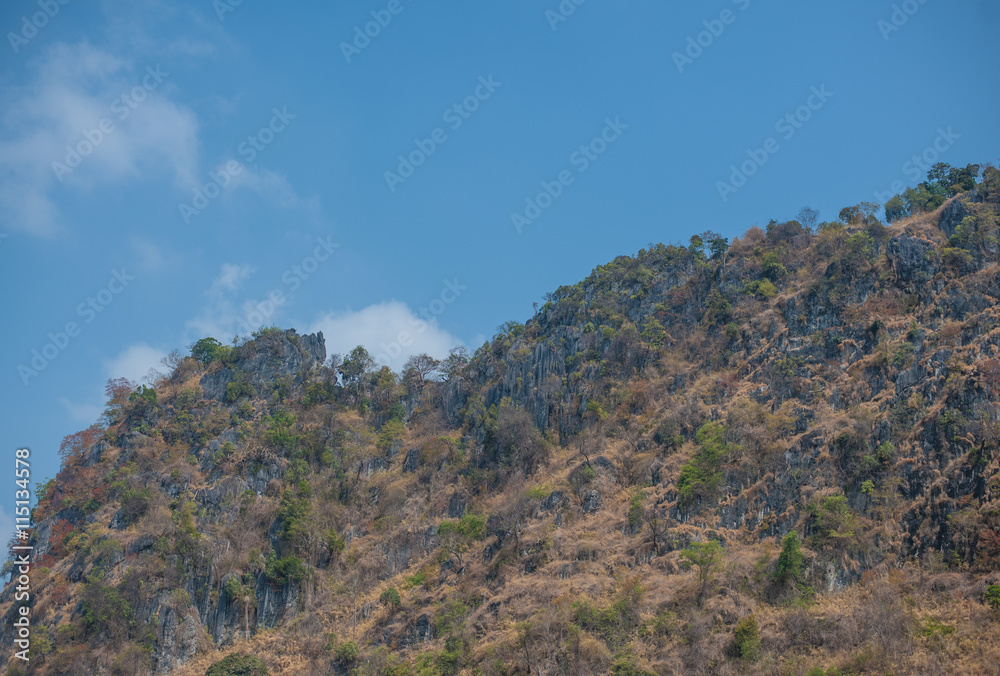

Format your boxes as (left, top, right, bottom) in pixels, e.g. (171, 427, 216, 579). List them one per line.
(200, 329, 326, 401)
(582, 490, 602, 514)
(886, 234, 940, 283)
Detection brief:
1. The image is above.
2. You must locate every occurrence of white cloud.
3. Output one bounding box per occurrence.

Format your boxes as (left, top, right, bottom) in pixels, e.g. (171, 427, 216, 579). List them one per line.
(213, 263, 255, 293)
(307, 301, 463, 372)
(217, 164, 324, 222)
(0, 42, 200, 236)
(102, 343, 168, 384)
(129, 234, 178, 273)
(185, 263, 265, 342)
(229, 166, 301, 208)
(58, 396, 104, 424)
(59, 342, 167, 426)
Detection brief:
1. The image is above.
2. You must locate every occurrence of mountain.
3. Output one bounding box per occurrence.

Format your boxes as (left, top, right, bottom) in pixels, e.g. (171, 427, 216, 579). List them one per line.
(3, 166, 1000, 675)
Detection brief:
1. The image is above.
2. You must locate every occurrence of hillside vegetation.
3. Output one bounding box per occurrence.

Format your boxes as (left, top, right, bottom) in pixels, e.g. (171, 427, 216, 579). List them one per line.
(3, 163, 1000, 675)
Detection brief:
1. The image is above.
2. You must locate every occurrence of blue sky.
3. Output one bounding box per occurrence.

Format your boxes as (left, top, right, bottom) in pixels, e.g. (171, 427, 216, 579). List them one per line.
(0, 0, 998, 536)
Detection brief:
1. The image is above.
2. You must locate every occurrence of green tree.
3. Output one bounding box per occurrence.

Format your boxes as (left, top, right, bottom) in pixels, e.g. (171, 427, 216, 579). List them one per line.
(903, 182, 948, 215)
(761, 251, 787, 281)
(775, 531, 804, 583)
(839, 205, 862, 225)
(191, 337, 224, 366)
(206, 653, 268, 676)
(224, 577, 257, 640)
(680, 540, 724, 603)
(734, 614, 761, 660)
(688, 234, 705, 258)
(379, 586, 401, 609)
(437, 513, 486, 569)
(340, 345, 374, 400)
(334, 640, 359, 665)
(677, 422, 733, 509)
(985, 584, 1000, 614)
(807, 494, 856, 547)
(885, 195, 907, 223)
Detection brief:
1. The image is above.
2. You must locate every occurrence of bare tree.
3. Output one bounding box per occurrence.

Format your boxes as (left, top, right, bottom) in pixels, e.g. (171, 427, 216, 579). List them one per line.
(403, 353, 440, 386)
(643, 505, 667, 556)
(796, 206, 819, 230)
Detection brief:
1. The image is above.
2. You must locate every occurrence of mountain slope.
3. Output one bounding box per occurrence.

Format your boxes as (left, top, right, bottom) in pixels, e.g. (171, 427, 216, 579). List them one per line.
(4, 168, 1000, 675)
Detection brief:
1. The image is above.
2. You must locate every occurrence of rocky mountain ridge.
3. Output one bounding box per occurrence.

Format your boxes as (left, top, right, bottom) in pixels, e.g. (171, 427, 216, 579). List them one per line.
(3, 167, 1000, 675)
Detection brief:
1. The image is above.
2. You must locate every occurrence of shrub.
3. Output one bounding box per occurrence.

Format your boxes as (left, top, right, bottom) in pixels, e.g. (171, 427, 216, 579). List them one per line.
(611, 657, 656, 675)
(807, 493, 856, 548)
(377, 418, 405, 452)
(205, 653, 268, 676)
(676, 422, 732, 509)
(304, 382, 336, 406)
(327, 529, 345, 556)
(263, 409, 299, 452)
(224, 576, 247, 602)
(745, 279, 778, 299)
(226, 379, 254, 403)
(82, 579, 132, 641)
(380, 586, 401, 609)
(402, 569, 428, 590)
(891, 343, 914, 369)
(131, 384, 157, 403)
(115, 486, 151, 528)
(486, 404, 549, 474)
(171, 588, 191, 609)
(875, 441, 895, 465)
(985, 584, 1000, 611)
(761, 251, 787, 280)
(572, 579, 644, 651)
(334, 640, 359, 664)
(734, 614, 761, 660)
(524, 483, 551, 500)
(627, 491, 644, 533)
(775, 531, 804, 583)
(264, 554, 305, 586)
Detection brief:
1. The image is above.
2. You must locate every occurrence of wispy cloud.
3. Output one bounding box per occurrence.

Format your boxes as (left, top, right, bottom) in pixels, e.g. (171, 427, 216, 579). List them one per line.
(184, 263, 261, 342)
(307, 301, 463, 372)
(58, 396, 104, 425)
(101, 343, 168, 384)
(0, 42, 199, 237)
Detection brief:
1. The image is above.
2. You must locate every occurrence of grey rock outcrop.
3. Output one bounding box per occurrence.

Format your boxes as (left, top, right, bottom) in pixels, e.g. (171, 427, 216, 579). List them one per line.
(200, 329, 326, 401)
